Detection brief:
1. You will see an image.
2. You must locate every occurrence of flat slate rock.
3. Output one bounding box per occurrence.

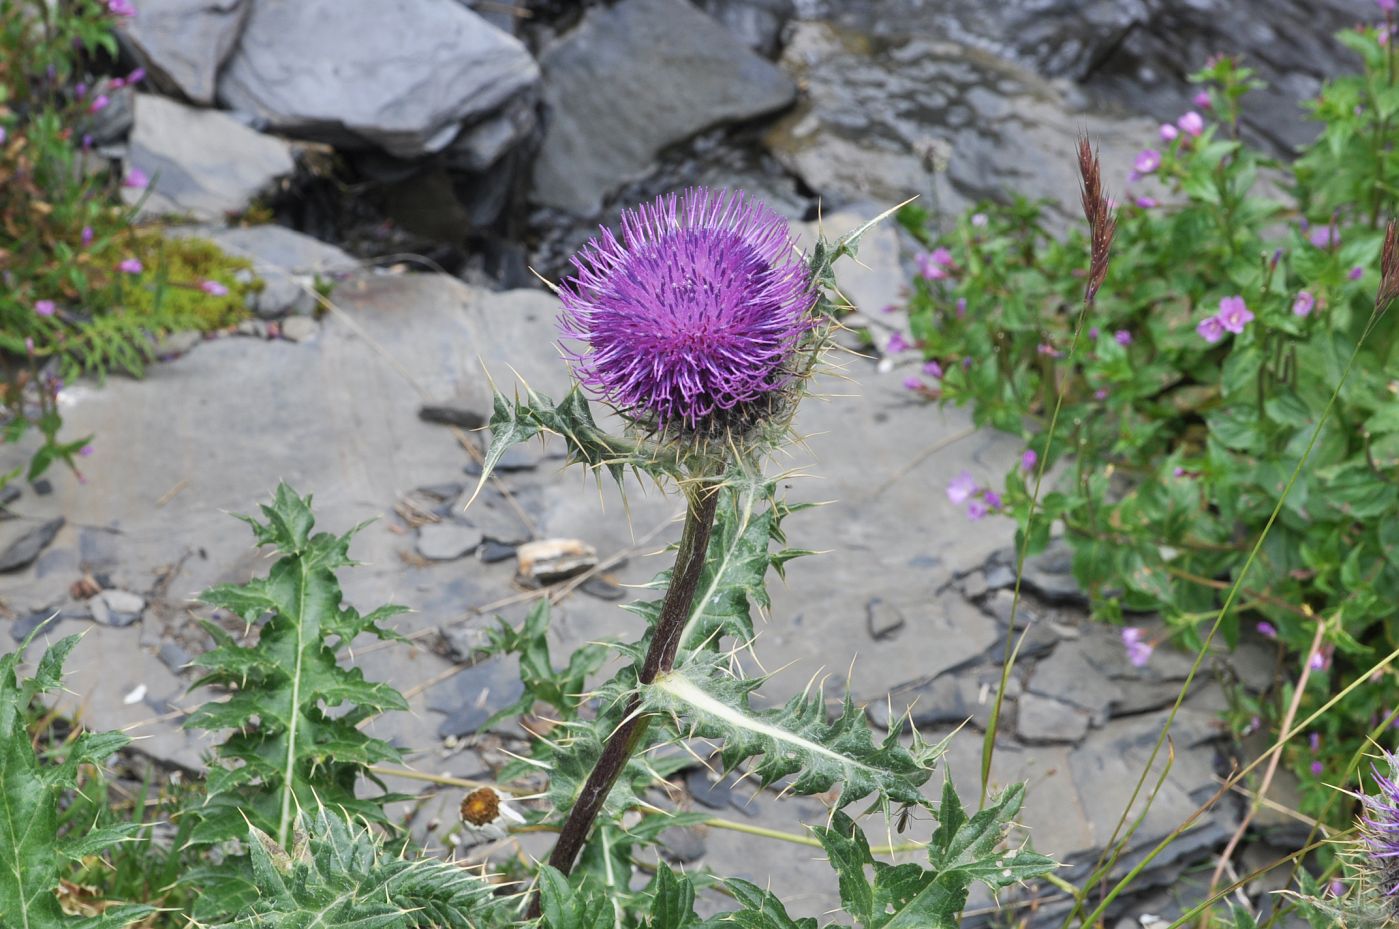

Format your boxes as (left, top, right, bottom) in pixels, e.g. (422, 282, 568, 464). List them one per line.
(0, 517, 64, 572)
(124, 93, 295, 220)
(416, 522, 484, 561)
(218, 0, 539, 158)
(530, 0, 796, 216)
(119, 0, 249, 104)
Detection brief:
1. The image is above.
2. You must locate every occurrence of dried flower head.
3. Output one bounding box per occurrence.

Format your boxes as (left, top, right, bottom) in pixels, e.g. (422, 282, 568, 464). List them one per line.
(460, 786, 525, 842)
(1077, 137, 1118, 304)
(559, 188, 816, 436)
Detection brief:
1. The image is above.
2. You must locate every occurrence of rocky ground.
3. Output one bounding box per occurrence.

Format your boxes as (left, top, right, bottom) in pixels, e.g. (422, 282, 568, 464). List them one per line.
(6, 0, 1363, 923)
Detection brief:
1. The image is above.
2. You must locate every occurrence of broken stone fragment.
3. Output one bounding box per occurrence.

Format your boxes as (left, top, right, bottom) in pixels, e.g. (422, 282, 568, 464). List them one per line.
(515, 538, 597, 584)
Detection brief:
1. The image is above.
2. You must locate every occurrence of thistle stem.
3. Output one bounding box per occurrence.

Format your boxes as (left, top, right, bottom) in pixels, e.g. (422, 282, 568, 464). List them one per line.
(529, 477, 721, 914)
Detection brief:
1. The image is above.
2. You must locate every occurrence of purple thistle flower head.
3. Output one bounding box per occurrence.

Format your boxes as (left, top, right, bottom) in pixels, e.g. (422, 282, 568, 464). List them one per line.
(1355, 750, 1399, 916)
(558, 188, 816, 432)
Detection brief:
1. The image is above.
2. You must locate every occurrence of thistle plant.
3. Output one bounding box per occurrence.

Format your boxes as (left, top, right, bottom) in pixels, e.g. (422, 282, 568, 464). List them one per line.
(182, 484, 411, 918)
(469, 187, 1054, 923)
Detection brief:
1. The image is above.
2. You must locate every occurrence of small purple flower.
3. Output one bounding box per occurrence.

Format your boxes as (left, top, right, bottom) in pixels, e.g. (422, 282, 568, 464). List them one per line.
(1309, 647, 1332, 671)
(1021, 449, 1037, 472)
(1381, 0, 1397, 12)
(1309, 731, 1321, 752)
(81, 133, 93, 150)
(0, 127, 6, 145)
(107, 0, 136, 16)
(81, 225, 93, 246)
(34, 299, 56, 317)
(1134, 149, 1162, 174)
(200, 279, 229, 296)
(558, 188, 815, 430)
(1193, 90, 1212, 109)
(1037, 342, 1062, 358)
(118, 257, 143, 274)
(1114, 329, 1133, 345)
(902, 376, 923, 391)
(1094, 387, 1109, 401)
(1121, 628, 1154, 667)
(1350, 266, 1365, 281)
(1089, 326, 1099, 339)
(921, 360, 943, 378)
(123, 167, 149, 189)
(126, 67, 146, 84)
(955, 297, 967, 317)
(89, 94, 110, 114)
(1311, 761, 1325, 776)
(971, 213, 988, 228)
(1309, 225, 1339, 248)
(915, 249, 952, 280)
(887, 331, 911, 354)
(984, 490, 1002, 510)
(24, 337, 34, 354)
(1256, 621, 1277, 639)
(966, 498, 988, 521)
(1159, 123, 1179, 142)
(79, 444, 94, 457)
(1217, 295, 1253, 333)
(947, 471, 977, 505)
(1197, 315, 1226, 344)
(74, 82, 87, 100)
(1135, 196, 1157, 209)
(1178, 111, 1205, 137)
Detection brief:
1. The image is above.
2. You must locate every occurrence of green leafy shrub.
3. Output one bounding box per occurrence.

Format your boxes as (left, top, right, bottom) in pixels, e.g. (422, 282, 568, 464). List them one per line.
(0, 631, 153, 928)
(0, 0, 255, 489)
(899, 37, 1399, 812)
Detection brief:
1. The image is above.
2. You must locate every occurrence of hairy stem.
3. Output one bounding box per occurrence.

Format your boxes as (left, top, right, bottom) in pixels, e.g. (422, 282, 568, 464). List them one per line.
(529, 478, 721, 914)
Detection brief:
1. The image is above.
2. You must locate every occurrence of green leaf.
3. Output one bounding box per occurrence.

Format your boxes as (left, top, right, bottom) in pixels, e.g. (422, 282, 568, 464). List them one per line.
(199, 806, 507, 929)
(0, 634, 153, 929)
(926, 781, 1055, 892)
(185, 484, 408, 866)
(704, 881, 818, 929)
(648, 866, 698, 929)
(644, 655, 938, 810)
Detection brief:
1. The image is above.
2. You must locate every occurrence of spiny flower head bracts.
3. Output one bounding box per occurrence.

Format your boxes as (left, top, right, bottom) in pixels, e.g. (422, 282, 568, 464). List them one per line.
(558, 187, 817, 435)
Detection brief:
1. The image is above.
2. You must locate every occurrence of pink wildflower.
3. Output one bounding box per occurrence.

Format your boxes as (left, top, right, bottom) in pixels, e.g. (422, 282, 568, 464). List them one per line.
(1178, 111, 1205, 137)
(1217, 295, 1253, 333)
(1292, 291, 1315, 316)
(35, 300, 56, 317)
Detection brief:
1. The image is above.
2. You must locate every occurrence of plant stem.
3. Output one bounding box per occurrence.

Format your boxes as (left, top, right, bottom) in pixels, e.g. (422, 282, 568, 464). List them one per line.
(528, 477, 721, 915)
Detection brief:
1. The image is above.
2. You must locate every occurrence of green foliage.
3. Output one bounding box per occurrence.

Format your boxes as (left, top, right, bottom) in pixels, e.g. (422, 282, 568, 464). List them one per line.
(901, 34, 1399, 813)
(809, 784, 1052, 929)
(0, 632, 153, 929)
(0, 0, 256, 491)
(183, 484, 409, 892)
(204, 805, 509, 929)
(645, 655, 938, 811)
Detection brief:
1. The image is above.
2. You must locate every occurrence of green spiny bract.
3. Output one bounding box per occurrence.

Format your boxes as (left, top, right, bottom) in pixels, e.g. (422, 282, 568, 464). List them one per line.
(0, 632, 154, 929)
(201, 805, 511, 929)
(182, 484, 410, 912)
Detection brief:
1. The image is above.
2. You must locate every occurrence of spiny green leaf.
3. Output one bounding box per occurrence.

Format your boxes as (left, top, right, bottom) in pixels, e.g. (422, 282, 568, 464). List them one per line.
(702, 881, 818, 929)
(926, 781, 1054, 892)
(201, 806, 508, 929)
(644, 656, 938, 811)
(186, 484, 408, 863)
(0, 635, 153, 929)
(648, 866, 698, 929)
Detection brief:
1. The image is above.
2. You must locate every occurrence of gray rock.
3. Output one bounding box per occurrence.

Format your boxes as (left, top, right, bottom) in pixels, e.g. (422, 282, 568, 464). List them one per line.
(454, 485, 533, 546)
(478, 541, 517, 564)
(155, 330, 202, 357)
(657, 825, 707, 864)
(442, 94, 538, 172)
(124, 93, 295, 220)
(764, 22, 1152, 223)
(427, 657, 525, 737)
(119, 0, 249, 104)
(235, 319, 269, 338)
(1026, 643, 1122, 724)
(279, 316, 319, 343)
(694, 0, 793, 57)
(1018, 539, 1089, 607)
(10, 611, 58, 642)
(218, 0, 539, 159)
(189, 224, 359, 277)
(1016, 692, 1089, 744)
(0, 518, 64, 572)
(530, 0, 796, 216)
(157, 641, 193, 673)
(85, 82, 135, 146)
(419, 404, 487, 429)
(416, 522, 484, 561)
(253, 271, 312, 319)
(90, 589, 145, 627)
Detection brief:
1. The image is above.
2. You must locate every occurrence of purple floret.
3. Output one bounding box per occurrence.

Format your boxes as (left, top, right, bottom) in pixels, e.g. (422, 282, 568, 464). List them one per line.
(558, 188, 816, 431)
(1362, 752, 1399, 904)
